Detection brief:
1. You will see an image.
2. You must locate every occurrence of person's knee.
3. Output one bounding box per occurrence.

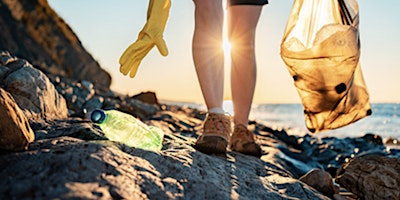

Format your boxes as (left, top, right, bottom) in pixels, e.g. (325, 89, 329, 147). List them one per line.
(230, 38, 255, 54)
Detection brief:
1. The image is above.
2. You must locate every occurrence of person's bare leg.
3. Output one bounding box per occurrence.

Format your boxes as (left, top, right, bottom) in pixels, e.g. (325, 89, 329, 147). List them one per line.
(227, 5, 263, 158)
(193, 0, 231, 154)
(228, 5, 262, 126)
(192, 0, 224, 112)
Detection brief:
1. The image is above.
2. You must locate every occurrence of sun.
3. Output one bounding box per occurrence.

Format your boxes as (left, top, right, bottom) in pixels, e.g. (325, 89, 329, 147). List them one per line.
(222, 38, 232, 56)
(221, 6, 232, 58)
(221, 7, 233, 102)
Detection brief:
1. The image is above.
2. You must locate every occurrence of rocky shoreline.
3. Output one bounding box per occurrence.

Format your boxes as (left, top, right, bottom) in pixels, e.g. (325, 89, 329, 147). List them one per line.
(1, 1, 399, 198)
(1, 51, 399, 199)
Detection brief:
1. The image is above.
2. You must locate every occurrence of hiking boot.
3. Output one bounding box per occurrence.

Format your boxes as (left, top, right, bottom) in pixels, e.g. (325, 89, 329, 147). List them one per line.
(229, 124, 262, 158)
(194, 113, 232, 155)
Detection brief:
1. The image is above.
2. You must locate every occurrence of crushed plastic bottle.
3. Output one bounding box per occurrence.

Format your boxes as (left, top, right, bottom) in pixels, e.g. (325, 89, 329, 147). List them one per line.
(90, 109, 164, 151)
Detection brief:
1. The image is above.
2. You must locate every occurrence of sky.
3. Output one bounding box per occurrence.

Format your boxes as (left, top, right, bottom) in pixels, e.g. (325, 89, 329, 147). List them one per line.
(47, 0, 400, 104)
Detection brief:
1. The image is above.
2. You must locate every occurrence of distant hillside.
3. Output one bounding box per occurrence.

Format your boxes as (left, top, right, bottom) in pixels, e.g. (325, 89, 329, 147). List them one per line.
(0, 0, 111, 88)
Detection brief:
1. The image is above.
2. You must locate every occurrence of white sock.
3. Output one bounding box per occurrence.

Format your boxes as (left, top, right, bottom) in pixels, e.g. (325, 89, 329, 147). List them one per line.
(208, 107, 224, 114)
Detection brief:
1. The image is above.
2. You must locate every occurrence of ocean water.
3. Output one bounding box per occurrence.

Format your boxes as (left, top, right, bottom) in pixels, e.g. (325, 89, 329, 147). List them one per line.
(249, 103, 400, 140)
(169, 101, 400, 140)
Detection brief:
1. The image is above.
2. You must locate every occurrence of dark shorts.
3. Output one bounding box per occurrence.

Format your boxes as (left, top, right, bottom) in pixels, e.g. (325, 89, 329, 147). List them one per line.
(229, 0, 268, 6)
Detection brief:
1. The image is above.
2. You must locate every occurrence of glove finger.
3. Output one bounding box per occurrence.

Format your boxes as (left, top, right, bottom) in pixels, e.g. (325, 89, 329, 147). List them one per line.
(155, 38, 169, 56)
(120, 49, 143, 75)
(119, 40, 147, 65)
(120, 59, 135, 75)
(119, 44, 137, 65)
(121, 43, 154, 78)
(127, 44, 154, 77)
(120, 49, 142, 75)
(120, 64, 129, 75)
(129, 59, 142, 78)
(119, 40, 149, 74)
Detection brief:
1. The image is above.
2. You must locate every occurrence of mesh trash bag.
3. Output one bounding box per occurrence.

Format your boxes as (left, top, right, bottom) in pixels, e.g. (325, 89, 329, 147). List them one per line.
(280, 0, 371, 133)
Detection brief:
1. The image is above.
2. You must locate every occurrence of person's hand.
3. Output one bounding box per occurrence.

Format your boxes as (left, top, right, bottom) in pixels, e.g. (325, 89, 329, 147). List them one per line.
(119, 0, 171, 78)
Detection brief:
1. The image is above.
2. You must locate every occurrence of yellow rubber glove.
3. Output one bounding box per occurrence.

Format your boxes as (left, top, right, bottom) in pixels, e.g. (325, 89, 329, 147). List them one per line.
(119, 0, 171, 78)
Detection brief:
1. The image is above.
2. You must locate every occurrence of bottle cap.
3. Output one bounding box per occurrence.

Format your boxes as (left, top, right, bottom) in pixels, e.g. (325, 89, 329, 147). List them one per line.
(91, 109, 106, 123)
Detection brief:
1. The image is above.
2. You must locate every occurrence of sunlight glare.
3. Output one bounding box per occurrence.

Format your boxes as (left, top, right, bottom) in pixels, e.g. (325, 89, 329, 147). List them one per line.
(222, 2, 233, 102)
(223, 100, 234, 115)
(222, 39, 232, 57)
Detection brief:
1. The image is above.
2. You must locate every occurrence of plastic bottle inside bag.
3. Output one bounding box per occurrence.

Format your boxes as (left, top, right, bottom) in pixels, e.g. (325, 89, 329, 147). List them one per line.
(280, 0, 371, 132)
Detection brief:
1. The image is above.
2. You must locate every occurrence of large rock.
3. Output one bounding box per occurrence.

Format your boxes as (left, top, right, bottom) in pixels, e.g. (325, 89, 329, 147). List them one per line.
(336, 154, 400, 200)
(0, 0, 111, 88)
(300, 168, 338, 197)
(1, 51, 68, 120)
(0, 88, 34, 151)
(0, 135, 330, 199)
(132, 91, 159, 105)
